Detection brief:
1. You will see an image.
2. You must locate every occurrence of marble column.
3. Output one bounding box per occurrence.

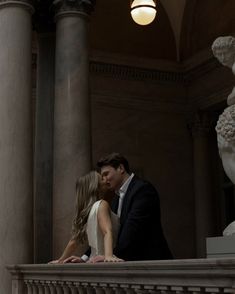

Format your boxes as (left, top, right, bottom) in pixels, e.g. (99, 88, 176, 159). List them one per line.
(34, 31, 55, 263)
(0, 0, 34, 292)
(53, 0, 95, 257)
(192, 112, 214, 257)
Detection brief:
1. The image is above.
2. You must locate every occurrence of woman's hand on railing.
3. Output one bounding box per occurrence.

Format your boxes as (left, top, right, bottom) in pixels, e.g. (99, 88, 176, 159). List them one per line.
(87, 255, 124, 263)
(63, 256, 85, 263)
(48, 256, 85, 264)
(104, 255, 124, 262)
(48, 259, 64, 264)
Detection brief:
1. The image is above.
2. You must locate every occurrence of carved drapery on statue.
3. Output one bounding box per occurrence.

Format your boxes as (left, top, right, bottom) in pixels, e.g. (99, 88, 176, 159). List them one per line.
(212, 36, 235, 184)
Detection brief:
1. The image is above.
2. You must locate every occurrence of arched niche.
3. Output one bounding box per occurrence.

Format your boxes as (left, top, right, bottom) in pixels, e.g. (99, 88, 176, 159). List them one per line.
(180, 0, 235, 60)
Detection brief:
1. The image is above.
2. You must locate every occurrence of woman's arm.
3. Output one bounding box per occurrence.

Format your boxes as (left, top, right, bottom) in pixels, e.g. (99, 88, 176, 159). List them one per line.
(49, 239, 83, 264)
(98, 200, 123, 262)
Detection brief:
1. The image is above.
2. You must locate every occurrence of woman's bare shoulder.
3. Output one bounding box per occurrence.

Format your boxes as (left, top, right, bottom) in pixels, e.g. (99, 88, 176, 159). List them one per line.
(98, 199, 110, 213)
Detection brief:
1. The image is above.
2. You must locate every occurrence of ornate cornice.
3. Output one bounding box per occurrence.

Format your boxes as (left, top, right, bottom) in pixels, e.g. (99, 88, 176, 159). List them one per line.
(90, 57, 221, 86)
(90, 61, 185, 84)
(53, 0, 95, 19)
(90, 57, 230, 112)
(0, 0, 34, 12)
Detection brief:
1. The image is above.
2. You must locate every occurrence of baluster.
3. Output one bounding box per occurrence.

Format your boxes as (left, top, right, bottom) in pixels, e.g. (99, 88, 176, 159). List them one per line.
(42, 282, 51, 294)
(67, 282, 79, 294)
(109, 284, 118, 294)
(96, 286, 105, 294)
(82, 283, 96, 294)
(149, 289, 162, 294)
(62, 283, 71, 294)
(224, 288, 235, 293)
(205, 287, 222, 294)
(144, 286, 160, 294)
(87, 286, 96, 294)
(187, 287, 204, 294)
(120, 284, 134, 294)
(55, 281, 64, 294)
(171, 286, 187, 294)
(155, 286, 171, 294)
(135, 288, 153, 294)
(35, 280, 44, 294)
(25, 280, 33, 294)
(116, 288, 125, 294)
(131, 285, 143, 294)
(101, 284, 115, 294)
(110, 284, 124, 294)
(31, 281, 39, 294)
(48, 281, 57, 294)
(90, 282, 98, 294)
(91, 283, 105, 294)
(77, 284, 86, 294)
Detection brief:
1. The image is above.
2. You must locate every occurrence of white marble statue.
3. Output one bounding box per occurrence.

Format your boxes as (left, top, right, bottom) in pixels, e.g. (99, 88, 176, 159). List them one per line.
(216, 105, 235, 184)
(212, 36, 235, 105)
(223, 220, 235, 236)
(212, 36, 235, 185)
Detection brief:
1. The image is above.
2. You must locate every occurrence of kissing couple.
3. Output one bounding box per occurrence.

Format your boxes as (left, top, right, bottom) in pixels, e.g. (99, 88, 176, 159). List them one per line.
(49, 152, 172, 264)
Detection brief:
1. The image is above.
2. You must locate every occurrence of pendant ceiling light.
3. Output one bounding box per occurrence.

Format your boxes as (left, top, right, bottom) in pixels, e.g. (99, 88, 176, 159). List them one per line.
(130, 0, 157, 26)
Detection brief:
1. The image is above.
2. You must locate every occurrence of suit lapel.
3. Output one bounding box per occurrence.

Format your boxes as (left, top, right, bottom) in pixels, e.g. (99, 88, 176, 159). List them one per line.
(111, 194, 119, 214)
(119, 176, 141, 223)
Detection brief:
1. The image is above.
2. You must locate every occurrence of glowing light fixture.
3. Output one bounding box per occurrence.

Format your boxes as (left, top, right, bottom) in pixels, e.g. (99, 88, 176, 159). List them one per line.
(130, 0, 157, 26)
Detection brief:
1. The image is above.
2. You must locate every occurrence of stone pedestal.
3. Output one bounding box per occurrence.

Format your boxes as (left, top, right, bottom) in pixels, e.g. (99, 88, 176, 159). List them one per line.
(192, 113, 214, 257)
(0, 0, 34, 292)
(206, 235, 235, 258)
(53, 0, 95, 257)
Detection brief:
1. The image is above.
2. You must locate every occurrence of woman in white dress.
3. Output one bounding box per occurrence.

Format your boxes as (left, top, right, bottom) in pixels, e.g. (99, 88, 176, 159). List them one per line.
(49, 171, 122, 263)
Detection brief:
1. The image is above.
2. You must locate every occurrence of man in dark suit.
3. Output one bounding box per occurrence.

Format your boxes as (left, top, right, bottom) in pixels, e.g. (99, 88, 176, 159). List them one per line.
(97, 152, 172, 261)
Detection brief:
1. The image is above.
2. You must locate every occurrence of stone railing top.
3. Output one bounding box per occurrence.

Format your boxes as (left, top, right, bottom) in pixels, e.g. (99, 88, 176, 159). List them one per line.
(7, 258, 235, 281)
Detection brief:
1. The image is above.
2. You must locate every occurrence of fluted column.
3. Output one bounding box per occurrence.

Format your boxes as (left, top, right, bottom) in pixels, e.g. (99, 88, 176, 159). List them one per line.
(53, 0, 95, 256)
(0, 0, 34, 292)
(191, 112, 214, 257)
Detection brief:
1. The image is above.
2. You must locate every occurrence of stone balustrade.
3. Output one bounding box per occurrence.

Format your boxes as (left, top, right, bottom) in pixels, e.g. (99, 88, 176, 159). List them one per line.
(7, 258, 235, 294)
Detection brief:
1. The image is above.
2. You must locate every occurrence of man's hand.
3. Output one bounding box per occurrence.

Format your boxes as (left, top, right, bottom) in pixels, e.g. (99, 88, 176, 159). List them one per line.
(63, 256, 85, 263)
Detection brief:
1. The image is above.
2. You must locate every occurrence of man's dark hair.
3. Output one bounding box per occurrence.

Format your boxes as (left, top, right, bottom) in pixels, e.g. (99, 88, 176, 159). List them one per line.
(97, 152, 130, 173)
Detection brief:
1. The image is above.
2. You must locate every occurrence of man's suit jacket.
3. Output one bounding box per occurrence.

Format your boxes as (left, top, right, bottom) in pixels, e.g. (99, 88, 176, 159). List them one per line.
(112, 175, 172, 261)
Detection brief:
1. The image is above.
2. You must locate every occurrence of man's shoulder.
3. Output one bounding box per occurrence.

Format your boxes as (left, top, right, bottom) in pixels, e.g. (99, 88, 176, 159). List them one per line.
(130, 175, 157, 194)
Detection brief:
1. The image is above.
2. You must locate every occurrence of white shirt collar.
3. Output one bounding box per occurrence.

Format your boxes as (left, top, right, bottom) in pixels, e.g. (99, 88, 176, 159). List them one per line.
(118, 173, 134, 198)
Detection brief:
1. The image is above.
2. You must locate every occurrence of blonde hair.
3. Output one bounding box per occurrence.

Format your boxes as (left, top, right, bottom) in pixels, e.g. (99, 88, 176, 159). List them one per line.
(72, 171, 100, 243)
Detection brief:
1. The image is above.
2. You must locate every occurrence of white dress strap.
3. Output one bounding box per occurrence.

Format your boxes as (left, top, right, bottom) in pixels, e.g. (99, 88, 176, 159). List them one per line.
(86, 200, 103, 256)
